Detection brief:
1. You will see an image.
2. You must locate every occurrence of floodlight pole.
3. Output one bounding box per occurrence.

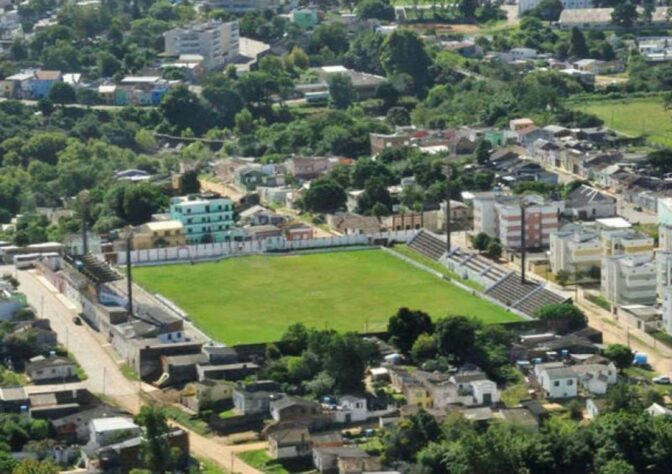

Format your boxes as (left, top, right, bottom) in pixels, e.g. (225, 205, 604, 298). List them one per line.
(80, 190, 89, 256)
(124, 226, 134, 317)
(444, 165, 452, 254)
(520, 199, 527, 285)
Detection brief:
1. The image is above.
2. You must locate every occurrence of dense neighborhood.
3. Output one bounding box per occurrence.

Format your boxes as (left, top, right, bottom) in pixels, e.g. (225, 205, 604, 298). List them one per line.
(2, 0, 672, 472)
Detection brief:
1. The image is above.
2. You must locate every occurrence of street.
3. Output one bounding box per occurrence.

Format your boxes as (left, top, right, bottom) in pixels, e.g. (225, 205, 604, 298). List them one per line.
(7, 266, 262, 474)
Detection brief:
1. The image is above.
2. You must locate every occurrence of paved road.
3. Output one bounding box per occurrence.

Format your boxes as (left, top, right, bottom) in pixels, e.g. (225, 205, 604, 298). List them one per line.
(9, 266, 262, 474)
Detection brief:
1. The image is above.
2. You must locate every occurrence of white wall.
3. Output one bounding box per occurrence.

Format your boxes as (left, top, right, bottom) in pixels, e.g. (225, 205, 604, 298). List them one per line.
(116, 231, 417, 265)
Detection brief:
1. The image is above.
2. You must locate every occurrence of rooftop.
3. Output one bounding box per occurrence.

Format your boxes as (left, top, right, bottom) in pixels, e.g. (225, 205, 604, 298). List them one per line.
(90, 416, 138, 433)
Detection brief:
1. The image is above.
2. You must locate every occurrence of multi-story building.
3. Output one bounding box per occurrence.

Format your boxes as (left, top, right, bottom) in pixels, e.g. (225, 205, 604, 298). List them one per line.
(658, 198, 672, 251)
(601, 254, 657, 306)
(661, 286, 672, 334)
(518, 0, 592, 17)
(549, 224, 601, 275)
(497, 195, 562, 250)
(206, 0, 280, 14)
(472, 192, 498, 238)
(474, 193, 562, 250)
(132, 221, 186, 250)
(601, 230, 654, 257)
(169, 193, 239, 244)
(656, 250, 672, 296)
(163, 20, 239, 71)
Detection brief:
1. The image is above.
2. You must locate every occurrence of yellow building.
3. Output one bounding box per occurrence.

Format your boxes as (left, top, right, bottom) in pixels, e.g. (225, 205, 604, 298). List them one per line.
(132, 220, 186, 250)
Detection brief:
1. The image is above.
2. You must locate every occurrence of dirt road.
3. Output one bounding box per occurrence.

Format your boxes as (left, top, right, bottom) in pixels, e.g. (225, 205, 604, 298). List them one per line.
(10, 266, 263, 473)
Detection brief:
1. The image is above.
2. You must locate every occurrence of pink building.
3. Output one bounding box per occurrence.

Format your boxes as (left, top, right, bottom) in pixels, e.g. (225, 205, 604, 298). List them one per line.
(495, 195, 563, 250)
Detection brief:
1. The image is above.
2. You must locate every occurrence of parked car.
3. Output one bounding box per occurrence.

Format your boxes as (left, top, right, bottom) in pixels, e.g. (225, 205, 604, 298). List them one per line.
(653, 375, 671, 385)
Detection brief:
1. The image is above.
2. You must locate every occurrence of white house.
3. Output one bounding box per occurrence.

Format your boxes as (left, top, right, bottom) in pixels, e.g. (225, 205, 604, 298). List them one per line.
(89, 417, 140, 447)
(470, 379, 500, 406)
(332, 395, 368, 423)
(573, 363, 618, 395)
(539, 367, 578, 398)
(26, 355, 77, 383)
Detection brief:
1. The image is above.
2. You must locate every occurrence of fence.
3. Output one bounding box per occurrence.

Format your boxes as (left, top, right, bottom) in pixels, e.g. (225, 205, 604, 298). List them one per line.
(115, 230, 417, 265)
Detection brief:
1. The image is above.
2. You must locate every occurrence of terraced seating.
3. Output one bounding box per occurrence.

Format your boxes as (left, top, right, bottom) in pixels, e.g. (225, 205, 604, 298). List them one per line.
(485, 272, 541, 307)
(408, 230, 446, 261)
(514, 287, 569, 316)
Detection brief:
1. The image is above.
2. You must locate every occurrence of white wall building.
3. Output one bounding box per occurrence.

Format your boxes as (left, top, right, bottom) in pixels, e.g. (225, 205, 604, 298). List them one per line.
(601, 254, 657, 306)
(472, 192, 498, 238)
(549, 224, 601, 274)
(518, 0, 593, 17)
(89, 417, 140, 447)
(206, 0, 280, 13)
(662, 286, 672, 334)
(164, 21, 239, 70)
(539, 367, 578, 399)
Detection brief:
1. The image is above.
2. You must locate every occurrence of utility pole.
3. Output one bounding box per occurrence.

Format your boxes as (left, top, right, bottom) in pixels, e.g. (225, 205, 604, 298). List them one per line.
(520, 199, 527, 285)
(79, 190, 89, 256)
(443, 163, 453, 254)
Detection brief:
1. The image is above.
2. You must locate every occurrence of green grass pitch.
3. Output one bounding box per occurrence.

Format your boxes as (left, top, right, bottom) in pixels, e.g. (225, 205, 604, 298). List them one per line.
(133, 249, 519, 344)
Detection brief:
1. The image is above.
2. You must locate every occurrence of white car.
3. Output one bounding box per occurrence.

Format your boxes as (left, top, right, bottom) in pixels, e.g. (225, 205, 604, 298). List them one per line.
(653, 375, 671, 385)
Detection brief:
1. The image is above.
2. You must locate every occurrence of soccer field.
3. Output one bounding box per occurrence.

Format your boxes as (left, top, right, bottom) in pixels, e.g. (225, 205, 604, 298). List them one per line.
(570, 96, 672, 147)
(133, 249, 519, 344)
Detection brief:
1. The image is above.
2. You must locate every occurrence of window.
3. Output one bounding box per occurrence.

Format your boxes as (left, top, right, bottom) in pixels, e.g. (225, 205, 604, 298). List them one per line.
(553, 381, 560, 387)
(567, 379, 573, 386)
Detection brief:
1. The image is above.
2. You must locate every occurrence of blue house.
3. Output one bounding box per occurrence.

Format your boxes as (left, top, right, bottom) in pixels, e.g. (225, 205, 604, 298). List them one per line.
(31, 70, 63, 99)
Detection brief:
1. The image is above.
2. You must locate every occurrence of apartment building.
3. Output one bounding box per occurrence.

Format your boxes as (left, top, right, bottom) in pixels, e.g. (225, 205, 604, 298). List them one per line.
(472, 192, 498, 238)
(549, 224, 601, 274)
(206, 0, 280, 13)
(601, 254, 657, 306)
(164, 21, 240, 70)
(169, 193, 239, 244)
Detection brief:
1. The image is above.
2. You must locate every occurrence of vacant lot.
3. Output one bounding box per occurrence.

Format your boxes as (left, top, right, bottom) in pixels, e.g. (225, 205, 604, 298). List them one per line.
(570, 97, 672, 147)
(134, 249, 518, 344)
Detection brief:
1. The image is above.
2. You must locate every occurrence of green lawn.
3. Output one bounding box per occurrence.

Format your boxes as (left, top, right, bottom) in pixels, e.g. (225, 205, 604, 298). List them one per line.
(134, 250, 518, 344)
(237, 449, 315, 474)
(569, 97, 672, 147)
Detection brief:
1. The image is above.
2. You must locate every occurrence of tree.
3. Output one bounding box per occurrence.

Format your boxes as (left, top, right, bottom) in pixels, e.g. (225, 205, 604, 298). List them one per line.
(48, 82, 76, 106)
(301, 178, 346, 213)
(472, 232, 491, 252)
(388, 307, 434, 354)
(411, 333, 438, 361)
(380, 30, 432, 93)
(611, 1, 637, 28)
(37, 99, 53, 116)
(323, 333, 376, 393)
(180, 170, 201, 194)
(11, 459, 59, 474)
(598, 459, 636, 474)
(357, 0, 395, 21)
(345, 31, 384, 75)
(308, 23, 349, 55)
(603, 344, 633, 372)
(383, 410, 443, 463)
(386, 106, 410, 126)
(556, 269, 571, 286)
(435, 316, 480, 363)
(328, 73, 356, 109)
(160, 84, 214, 134)
(527, 0, 563, 22)
(475, 139, 491, 164)
(357, 177, 393, 215)
(535, 303, 588, 332)
(568, 27, 589, 58)
(485, 240, 502, 260)
(135, 407, 179, 472)
(280, 323, 310, 355)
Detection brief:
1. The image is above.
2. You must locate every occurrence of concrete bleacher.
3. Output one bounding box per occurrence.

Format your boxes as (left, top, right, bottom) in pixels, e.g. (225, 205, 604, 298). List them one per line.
(407, 230, 446, 261)
(514, 287, 569, 316)
(485, 272, 569, 317)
